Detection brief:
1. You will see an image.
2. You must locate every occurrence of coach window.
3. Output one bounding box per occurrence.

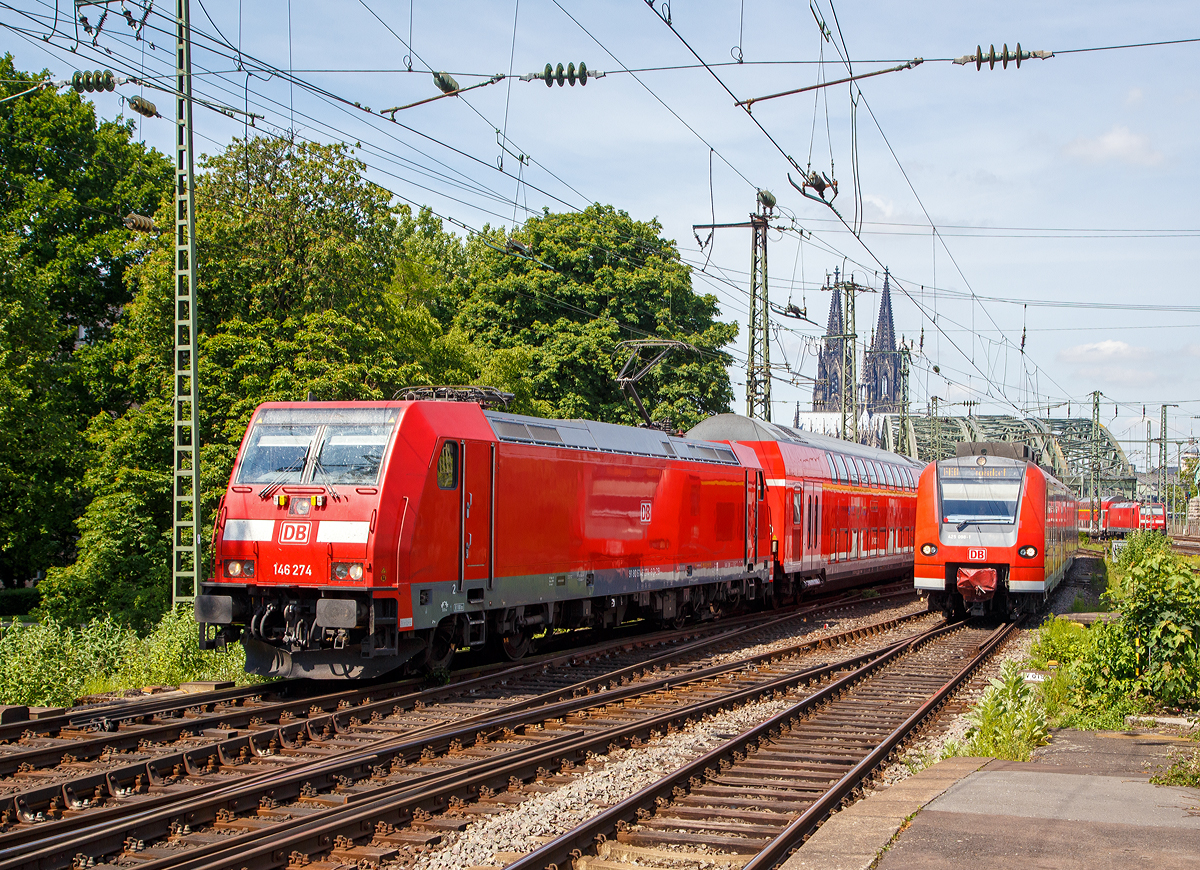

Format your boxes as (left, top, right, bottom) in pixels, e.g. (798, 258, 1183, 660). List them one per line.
(793, 489, 803, 523)
(883, 464, 896, 488)
(436, 441, 459, 489)
(854, 457, 869, 484)
(844, 456, 859, 484)
(831, 454, 845, 482)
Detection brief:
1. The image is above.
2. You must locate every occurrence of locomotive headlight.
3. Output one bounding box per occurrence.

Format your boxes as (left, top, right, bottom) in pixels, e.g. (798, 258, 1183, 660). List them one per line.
(1018, 545, 1038, 558)
(920, 543, 938, 556)
(332, 562, 365, 581)
(224, 559, 253, 578)
(289, 497, 311, 516)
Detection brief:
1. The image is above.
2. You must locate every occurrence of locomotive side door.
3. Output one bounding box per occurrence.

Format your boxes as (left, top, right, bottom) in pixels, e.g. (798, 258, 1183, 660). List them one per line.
(462, 440, 494, 589)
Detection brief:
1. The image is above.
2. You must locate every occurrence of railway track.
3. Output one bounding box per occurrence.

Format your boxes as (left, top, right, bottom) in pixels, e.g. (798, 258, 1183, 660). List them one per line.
(508, 619, 1016, 870)
(1170, 534, 1200, 556)
(0, 588, 911, 818)
(2, 594, 923, 868)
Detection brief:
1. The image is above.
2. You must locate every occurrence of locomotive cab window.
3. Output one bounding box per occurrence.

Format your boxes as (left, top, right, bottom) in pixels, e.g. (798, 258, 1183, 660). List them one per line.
(437, 441, 459, 489)
(236, 407, 398, 486)
(937, 461, 1024, 525)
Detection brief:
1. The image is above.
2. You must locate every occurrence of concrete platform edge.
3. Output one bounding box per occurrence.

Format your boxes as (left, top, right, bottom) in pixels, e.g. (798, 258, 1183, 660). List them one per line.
(780, 756, 992, 870)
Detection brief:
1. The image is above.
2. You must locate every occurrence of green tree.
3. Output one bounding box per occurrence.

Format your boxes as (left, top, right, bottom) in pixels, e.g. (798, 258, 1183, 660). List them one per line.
(456, 204, 736, 430)
(0, 55, 171, 587)
(39, 137, 522, 627)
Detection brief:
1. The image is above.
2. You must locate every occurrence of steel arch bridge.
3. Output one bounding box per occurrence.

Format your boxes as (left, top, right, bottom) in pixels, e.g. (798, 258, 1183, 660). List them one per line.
(874, 413, 1136, 498)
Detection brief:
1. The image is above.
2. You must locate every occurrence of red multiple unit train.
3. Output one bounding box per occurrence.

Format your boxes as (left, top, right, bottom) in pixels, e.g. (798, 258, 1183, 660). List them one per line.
(195, 401, 923, 678)
(914, 444, 1077, 617)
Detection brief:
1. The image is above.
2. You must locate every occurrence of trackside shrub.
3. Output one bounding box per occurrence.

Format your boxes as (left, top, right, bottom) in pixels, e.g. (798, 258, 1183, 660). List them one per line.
(1114, 528, 1170, 571)
(0, 608, 254, 707)
(962, 660, 1050, 761)
(0, 588, 41, 617)
(1117, 553, 1200, 705)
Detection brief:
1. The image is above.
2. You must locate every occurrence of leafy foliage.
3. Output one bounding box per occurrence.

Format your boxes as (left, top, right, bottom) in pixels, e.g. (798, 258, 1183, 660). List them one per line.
(1025, 549, 1200, 727)
(1151, 746, 1200, 788)
(1115, 553, 1200, 704)
(962, 660, 1050, 761)
(0, 587, 41, 617)
(1114, 528, 1170, 570)
(458, 205, 737, 430)
(0, 609, 251, 707)
(32, 129, 734, 627)
(0, 55, 173, 588)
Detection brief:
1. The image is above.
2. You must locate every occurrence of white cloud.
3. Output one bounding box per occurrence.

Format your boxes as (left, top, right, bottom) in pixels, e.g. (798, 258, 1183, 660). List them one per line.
(1058, 340, 1159, 387)
(862, 194, 897, 220)
(1064, 125, 1163, 166)
(1059, 340, 1149, 363)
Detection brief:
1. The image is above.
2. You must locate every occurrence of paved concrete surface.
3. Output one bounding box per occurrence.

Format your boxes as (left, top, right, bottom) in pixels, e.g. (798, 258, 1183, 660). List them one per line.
(782, 729, 1200, 870)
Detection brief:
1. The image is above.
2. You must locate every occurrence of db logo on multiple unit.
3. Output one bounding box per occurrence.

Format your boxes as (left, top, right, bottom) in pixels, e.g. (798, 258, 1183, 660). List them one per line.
(967, 547, 987, 561)
(279, 521, 312, 545)
(640, 501, 652, 524)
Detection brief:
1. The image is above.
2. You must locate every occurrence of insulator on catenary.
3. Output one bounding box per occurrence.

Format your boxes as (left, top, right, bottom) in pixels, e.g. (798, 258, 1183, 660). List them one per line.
(432, 71, 460, 94)
(72, 69, 116, 93)
(123, 213, 158, 232)
(540, 62, 591, 86)
(128, 95, 158, 118)
(952, 43, 1054, 69)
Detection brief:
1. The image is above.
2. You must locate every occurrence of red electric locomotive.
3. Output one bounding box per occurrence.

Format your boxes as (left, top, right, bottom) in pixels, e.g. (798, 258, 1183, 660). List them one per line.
(915, 443, 1077, 617)
(1103, 501, 1142, 538)
(1141, 502, 1166, 533)
(196, 399, 773, 678)
(688, 415, 924, 598)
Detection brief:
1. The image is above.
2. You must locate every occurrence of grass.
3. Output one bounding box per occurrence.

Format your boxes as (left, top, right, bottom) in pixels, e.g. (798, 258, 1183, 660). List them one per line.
(0, 607, 258, 707)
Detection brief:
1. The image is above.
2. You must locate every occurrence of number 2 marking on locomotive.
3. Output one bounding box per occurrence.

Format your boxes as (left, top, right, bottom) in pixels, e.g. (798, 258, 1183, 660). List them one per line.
(968, 548, 987, 561)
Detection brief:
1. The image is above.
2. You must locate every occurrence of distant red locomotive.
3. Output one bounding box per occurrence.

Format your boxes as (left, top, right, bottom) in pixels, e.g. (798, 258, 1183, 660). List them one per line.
(1141, 502, 1166, 533)
(195, 401, 922, 678)
(915, 444, 1077, 617)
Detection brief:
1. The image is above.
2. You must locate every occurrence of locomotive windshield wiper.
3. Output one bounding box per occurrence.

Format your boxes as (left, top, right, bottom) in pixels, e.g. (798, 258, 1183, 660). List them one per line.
(258, 444, 313, 499)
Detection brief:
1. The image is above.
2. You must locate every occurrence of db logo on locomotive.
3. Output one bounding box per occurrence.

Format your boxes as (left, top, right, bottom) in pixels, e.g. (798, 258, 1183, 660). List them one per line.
(279, 521, 312, 545)
(967, 547, 987, 561)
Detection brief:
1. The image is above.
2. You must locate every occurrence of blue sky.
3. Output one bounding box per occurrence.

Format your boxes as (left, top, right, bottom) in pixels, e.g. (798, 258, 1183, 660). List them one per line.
(5, 1, 1199, 469)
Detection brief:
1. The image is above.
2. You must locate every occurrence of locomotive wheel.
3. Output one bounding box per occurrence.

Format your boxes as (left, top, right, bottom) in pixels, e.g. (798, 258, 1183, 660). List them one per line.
(497, 628, 534, 660)
(423, 618, 457, 671)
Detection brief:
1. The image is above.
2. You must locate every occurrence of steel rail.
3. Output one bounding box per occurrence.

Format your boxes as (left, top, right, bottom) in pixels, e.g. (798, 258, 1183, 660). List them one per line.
(2, 609, 929, 864)
(506, 619, 1006, 870)
(15, 615, 936, 870)
(0, 589, 914, 824)
(740, 620, 1016, 870)
(100, 636, 920, 870)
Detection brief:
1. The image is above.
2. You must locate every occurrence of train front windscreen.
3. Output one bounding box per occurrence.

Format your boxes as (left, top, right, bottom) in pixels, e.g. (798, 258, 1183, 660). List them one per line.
(937, 463, 1025, 526)
(237, 407, 399, 487)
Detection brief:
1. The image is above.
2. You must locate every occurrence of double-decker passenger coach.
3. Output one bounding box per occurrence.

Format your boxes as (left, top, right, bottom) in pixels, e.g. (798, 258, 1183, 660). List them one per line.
(915, 442, 1076, 617)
